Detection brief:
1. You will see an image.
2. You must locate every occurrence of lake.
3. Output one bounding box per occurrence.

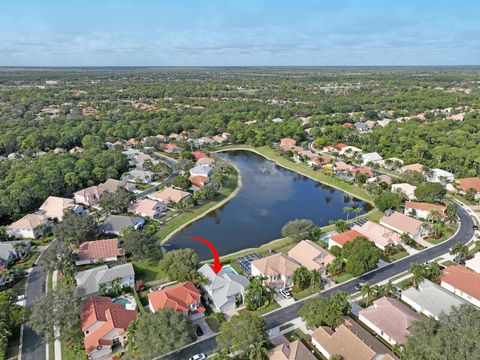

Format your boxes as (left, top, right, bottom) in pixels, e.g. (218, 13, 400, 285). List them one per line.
(166, 150, 371, 259)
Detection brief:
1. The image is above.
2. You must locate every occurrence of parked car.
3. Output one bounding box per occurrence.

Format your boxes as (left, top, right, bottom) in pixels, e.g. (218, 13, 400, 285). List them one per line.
(354, 282, 366, 291)
(280, 288, 292, 299)
(189, 354, 206, 360)
(194, 324, 204, 337)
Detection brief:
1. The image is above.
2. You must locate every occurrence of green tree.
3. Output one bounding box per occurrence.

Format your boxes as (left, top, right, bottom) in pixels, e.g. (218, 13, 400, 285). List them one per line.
(281, 219, 316, 242)
(216, 312, 267, 356)
(343, 237, 381, 276)
(158, 248, 199, 282)
(403, 305, 480, 360)
(99, 187, 134, 213)
(299, 291, 350, 329)
(292, 267, 311, 292)
(0, 290, 25, 359)
(53, 210, 99, 245)
(374, 191, 403, 212)
(126, 309, 195, 358)
(38, 240, 75, 283)
(414, 183, 447, 202)
(28, 284, 85, 344)
(172, 174, 191, 190)
(121, 228, 162, 260)
(249, 341, 268, 360)
(450, 242, 470, 263)
(245, 277, 272, 311)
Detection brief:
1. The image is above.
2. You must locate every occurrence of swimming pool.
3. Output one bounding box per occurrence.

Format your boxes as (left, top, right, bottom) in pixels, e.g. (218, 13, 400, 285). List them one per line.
(221, 265, 238, 275)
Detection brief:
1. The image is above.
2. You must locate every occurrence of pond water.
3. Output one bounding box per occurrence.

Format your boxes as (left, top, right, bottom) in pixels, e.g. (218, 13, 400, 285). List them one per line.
(166, 150, 371, 259)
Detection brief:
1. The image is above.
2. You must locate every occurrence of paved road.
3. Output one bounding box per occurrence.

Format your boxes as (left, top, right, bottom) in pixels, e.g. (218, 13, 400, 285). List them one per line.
(160, 204, 474, 359)
(21, 249, 49, 360)
(135, 153, 178, 198)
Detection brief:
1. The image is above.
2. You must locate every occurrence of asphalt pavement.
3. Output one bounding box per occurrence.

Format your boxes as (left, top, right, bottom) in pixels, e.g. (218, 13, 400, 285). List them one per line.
(159, 203, 475, 360)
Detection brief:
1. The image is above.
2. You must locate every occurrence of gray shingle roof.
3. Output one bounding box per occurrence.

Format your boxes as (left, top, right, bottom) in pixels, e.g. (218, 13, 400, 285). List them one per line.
(75, 263, 135, 296)
(98, 215, 144, 234)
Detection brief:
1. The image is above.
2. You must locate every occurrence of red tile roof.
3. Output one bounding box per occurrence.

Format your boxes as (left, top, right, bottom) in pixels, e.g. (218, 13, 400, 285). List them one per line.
(76, 239, 123, 261)
(163, 143, 178, 151)
(80, 296, 137, 354)
(148, 281, 205, 315)
(442, 265, 480, 301)
(188, 175, 209, 189)
(192, 151, 207, 159)
(405, 201, 446, 218)
(330, 230, 364, 247)
(457, 178, 480, 193)
(350, 167, 374, 177)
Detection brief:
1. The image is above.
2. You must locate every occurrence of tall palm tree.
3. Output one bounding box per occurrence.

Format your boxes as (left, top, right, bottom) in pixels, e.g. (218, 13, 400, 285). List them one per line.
(310, 270, 323, 289)
(361, 283, 374, 306)
(427, 210, 442, 224)
(409, 263, 426, 288)
(450, 242, 470, 263)
(382, 280, 397, 298)
(249, 341, 268, 360)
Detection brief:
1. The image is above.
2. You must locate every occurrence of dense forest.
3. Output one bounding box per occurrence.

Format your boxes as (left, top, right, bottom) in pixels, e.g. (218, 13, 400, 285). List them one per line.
(0, 67, 479, 224)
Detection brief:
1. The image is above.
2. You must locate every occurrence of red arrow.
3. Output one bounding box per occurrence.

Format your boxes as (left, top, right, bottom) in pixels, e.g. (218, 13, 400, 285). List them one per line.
(187, 236, 224, 274)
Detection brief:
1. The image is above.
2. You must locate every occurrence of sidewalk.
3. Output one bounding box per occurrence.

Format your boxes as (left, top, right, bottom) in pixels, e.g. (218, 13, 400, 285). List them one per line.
(52, 271, 62, 360)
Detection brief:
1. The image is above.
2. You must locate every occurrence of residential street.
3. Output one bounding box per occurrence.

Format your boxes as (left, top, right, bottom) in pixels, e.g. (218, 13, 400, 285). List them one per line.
(20, 253, 48, 360)
(159, 204, 475, 360)
(135, 153, 178, 198)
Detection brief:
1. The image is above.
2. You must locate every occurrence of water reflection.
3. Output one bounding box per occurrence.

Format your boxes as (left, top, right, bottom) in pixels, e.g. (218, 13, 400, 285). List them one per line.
(167, 151, 369, 259)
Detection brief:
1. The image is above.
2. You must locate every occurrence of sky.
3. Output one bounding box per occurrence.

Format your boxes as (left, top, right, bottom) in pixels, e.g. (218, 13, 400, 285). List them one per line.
(0, 0, 479, 66)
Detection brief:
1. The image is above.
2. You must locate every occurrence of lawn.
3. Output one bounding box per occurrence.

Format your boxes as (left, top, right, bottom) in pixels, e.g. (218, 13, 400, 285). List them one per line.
(216, 145, 373, 203)
(132, 259, 166, 283)
(381, 250, 409, 263)
(134, 183, 154, 190)
(425, 225, 458, 245)
(61, 342, 84, 360)
(156, 171, 239, 242)
(218, 237, 293, 264)
(292, 287, 319, 300)
(238, 300, 281, 316)
(333, 272, 354, 283)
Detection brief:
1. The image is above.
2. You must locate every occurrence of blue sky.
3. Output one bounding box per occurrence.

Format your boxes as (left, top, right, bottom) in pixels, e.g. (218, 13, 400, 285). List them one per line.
(0, 0, 479, 66)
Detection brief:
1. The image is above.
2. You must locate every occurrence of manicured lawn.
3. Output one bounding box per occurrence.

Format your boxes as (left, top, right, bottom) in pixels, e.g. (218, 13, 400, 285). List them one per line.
(292, 287, 319, 300)
(218, 237, 293, 263)
(132, 259, 166, 283)
(156, 171, 238, 242)
(12, 252, 40, 272)
(381, 250, 409, 263)
(333, 272, 354, 283)
(216, 145, 373, 203)
(426, 225, 458, 245)
(135, 183, 154, 190)
(397, 277, 414, 290)
(238, 300, 280, 316)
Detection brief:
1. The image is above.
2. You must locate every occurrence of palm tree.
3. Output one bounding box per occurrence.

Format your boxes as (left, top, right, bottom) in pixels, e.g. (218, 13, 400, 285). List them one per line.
(381, 280, 397, 298)
(343, 206, 353, 221)
(431, 222, 444, 239)
(249, 341, 268, 360)
(400, 232, 415, 247)
(310, 270, 323, 289)
(427, 210, 442, 224)
(409, 263, 426, 288)
(450, 242, 470, 263)
(361, 283, 374, 306)
(445, 202, 458, 223)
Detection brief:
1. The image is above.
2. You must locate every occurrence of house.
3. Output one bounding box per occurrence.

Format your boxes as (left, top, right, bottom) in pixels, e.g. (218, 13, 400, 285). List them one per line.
(0, 241, 31, 265)
(74, 186, 101, 207)
(361, 152, 383, 165)
(6, 213, 49, 239)
(122, 169, 155, 184)
(354, 122, 370, 132)
(350, 167, 374, 178)
(75, 263, 135, 296)
(272, 117, 283, 123)
(457, 177, 480, 200)
(351, 221, 402, 250)
(311, 317, 397, 360)
(189, 175, 210, 189)
(401, 279, 468, 320)
(98, 178, 133, 193)
(98, 215, 145, 235)
(268, 339, 316, 360)
(39, 196, 82, 221)
(404, 201, 446, 220)
(428, 168, 455, 184)
(128, 199, 166, 219)
(148, 281, 205, 319)
(328, 230, 364, 249)
(75, 239, 123, 266)
(189, 165, 212, 178)
(192, 151, 207, 160)
(380, 211, 429, 240)
(287, 240, 335, 273)
(339, 146, 362, 158)
(279, 138, 297, 151)
(333, 143, 348, 152)
(440, 265, 480, 307)
(251, 253, 301, 288)
(81, 296, 137, 359)
(376, 174, 393, 185)
(400, 163, 424, 174)
(196, 156, 215, 166)
(163, 143, 180, 153)
(197, 264, 250, 312)
(391, 183, 417, 200)
(151, 187, 190, 204)
(334, 161, 353, 171)
(466, 252, 480, 274)
(358, 297, 420, 345)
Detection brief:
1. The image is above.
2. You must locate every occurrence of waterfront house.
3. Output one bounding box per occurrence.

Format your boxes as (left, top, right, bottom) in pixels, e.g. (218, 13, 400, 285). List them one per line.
(380, 211, 429, 240)
(351, 221, 402, 250)
(189, 165, 212, 178)
(280, 138, 297, 151)
(287, 240, 335, 273)
(151, 187, 190, 204)
(128, 199, 166, 219)
(391, 183, 417, 200)
(404, 201, 446, 220)
(328, 230, 364, 249)
(251, 253, 301, 288)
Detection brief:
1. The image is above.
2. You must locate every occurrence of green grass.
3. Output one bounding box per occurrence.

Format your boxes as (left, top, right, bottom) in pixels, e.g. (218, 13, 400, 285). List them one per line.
(292, 287, 319, 300)
(397, 277, 414, 290)
(218, 237, 293, 263)
(205, 315, 222, 333)
(61, 342, 84, 360)
(12, 252, 40, 271)
(333, 272, 354, 283)
(48, 342, 55, 360)
(425, 225, 457, 245)
(135, 183, 154, 190)
(382, 250, 409, 263)
(216, 145, 373, 203)
(132, 259, 166, 283)
(279, 323, 294, 331)
(238, 300, 281, 316)
(156, 171, 238, 242)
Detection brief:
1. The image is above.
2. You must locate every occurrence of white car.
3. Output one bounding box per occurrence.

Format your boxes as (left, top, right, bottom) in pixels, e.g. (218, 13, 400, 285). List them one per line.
(280, 288, 292, 299)
(189, 353, 206, 360)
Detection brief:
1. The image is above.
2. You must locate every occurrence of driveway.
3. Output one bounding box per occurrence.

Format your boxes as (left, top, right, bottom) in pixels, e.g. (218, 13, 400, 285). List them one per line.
(192, 318, 215, 340)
